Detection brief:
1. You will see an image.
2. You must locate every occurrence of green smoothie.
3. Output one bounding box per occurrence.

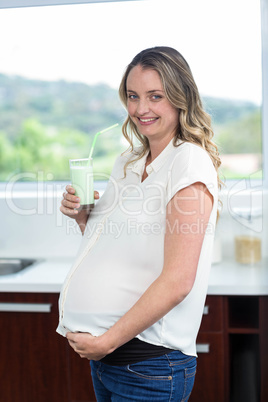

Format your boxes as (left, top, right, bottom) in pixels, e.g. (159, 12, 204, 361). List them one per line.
(69, 159, 94, 207)
(69, 124, 118, 208)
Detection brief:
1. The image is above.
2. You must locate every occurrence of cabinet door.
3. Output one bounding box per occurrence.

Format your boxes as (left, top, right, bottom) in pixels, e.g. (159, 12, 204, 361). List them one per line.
(260, 297, 268, 402)
(190, 296, 225, 402)
(68, 348, 96, 402)
(0, 293, 69, 402)
(199, 295, 224, 332)
(190, 332, 225, 402)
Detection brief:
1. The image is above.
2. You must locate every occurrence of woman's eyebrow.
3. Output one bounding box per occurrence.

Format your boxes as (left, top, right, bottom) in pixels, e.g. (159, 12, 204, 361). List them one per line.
(126, 89, 164, 93)
(147, 90, 164, 94)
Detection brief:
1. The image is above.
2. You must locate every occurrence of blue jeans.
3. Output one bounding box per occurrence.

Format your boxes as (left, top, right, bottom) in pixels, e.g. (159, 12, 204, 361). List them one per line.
(90, 351, 197, 401)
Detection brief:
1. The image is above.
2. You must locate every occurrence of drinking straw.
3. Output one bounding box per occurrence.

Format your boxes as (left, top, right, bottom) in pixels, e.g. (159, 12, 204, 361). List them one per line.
(88, 123, 119, 160)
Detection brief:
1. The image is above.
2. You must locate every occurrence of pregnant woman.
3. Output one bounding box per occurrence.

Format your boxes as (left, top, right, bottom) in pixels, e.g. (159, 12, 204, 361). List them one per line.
(57, 46, 221, 401)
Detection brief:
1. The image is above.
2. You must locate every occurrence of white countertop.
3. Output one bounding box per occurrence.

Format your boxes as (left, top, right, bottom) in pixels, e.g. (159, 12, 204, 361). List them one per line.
(0, 257, 267, 295)
(209, 258, 268, 295)
(0, 258, 73, 293)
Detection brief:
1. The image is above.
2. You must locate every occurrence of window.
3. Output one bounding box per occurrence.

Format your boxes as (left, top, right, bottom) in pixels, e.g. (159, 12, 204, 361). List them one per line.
(0, 0, 264, 183)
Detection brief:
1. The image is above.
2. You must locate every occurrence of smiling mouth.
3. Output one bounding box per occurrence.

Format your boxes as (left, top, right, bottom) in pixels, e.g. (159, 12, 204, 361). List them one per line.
(138, 117, 159, 123)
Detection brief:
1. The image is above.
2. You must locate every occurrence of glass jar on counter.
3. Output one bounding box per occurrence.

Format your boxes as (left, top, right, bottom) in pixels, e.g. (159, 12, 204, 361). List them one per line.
(232, 207, 262, 264)
(235, 235, 261, 264)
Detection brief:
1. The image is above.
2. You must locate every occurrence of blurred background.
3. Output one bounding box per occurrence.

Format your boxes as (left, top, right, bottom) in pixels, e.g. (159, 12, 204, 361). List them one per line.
(0, 0, 262, 182)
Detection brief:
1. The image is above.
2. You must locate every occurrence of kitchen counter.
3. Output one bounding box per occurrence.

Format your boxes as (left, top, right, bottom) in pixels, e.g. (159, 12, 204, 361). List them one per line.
(0, 257, 267, 295)
(209, 259, 268, 295)
(0, 258, 73, 293)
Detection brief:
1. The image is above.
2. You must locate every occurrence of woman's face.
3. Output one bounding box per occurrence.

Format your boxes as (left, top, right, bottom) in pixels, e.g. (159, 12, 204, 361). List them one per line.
(126, 65, 179, 144)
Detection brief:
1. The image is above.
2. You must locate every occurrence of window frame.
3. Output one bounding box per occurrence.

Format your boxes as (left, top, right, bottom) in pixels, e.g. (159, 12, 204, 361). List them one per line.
(261, 0, 268, 188)
(0, 0, 137, 8)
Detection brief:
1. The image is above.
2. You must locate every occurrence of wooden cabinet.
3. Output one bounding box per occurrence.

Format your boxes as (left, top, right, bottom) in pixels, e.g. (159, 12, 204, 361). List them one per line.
(190, 296, 225, 402)
(191, 295, 268, 402)
(225, 296, 268, 402)
(0, 293, 267, 401)
(68, 348, 96, 402)
(0, 292, 95, 402)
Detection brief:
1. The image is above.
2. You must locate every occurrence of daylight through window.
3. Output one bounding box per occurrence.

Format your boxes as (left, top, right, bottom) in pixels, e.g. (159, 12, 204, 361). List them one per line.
(0, 0, 262, 182)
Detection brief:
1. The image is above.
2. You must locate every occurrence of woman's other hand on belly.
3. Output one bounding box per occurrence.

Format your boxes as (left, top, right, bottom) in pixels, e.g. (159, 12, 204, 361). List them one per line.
(66, 332, 108, 361)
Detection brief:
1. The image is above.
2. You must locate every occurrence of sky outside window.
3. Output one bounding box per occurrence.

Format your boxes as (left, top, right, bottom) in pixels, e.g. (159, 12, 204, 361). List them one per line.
(0, 0, 261, 103)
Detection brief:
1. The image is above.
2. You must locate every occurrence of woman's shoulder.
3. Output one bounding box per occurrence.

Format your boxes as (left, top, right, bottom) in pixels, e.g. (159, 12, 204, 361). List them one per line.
(173, 141, 214, 167)
(169, 141, 217, 185)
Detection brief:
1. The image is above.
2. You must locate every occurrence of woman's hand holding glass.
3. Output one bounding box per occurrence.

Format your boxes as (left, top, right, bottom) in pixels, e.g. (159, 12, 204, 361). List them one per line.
(60, 184, 99, 234)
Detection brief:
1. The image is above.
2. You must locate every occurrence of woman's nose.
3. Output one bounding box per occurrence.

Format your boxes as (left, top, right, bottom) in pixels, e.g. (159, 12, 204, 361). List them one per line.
(137, 98, 150, 115)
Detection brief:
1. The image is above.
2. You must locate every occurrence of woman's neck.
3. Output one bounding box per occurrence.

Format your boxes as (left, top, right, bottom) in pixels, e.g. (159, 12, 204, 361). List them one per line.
(147, 135, 174, 163)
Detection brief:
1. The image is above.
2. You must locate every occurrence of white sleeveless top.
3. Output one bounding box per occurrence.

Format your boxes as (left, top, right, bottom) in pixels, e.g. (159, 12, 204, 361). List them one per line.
(57, 139, 218, 357)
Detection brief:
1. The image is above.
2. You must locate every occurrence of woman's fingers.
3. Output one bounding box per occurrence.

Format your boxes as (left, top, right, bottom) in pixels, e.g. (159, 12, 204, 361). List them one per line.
(60, 186, 99, 217)
(61, 197, 80, 210)
(66, 185, 99, 200)
(66, 184, 75, 194)
(60, 185, 80, 216)
(63, 186, 80, 204)
(59, 203, 78, 216)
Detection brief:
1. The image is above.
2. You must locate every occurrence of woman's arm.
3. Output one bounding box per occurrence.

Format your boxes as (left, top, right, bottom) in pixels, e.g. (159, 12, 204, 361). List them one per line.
(60, 185, 99, 235)
(67, 182, 213, 359)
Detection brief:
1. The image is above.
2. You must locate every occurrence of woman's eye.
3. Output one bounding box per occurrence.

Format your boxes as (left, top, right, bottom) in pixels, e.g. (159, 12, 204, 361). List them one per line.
(151, 95, 162, 100)
(128, 94, 138, 100)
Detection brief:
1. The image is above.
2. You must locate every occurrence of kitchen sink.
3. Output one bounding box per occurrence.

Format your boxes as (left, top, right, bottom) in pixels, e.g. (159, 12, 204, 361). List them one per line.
(0, 258, 37, 276)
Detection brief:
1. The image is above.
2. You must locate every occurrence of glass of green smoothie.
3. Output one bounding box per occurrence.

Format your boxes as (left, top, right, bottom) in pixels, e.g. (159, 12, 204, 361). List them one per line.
(69, 123, 118, 211)
(69, 158, 94, 210)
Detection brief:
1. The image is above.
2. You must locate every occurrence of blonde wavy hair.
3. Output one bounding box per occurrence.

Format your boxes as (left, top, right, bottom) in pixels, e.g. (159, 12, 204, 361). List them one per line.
(119, 46, 222, 191)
